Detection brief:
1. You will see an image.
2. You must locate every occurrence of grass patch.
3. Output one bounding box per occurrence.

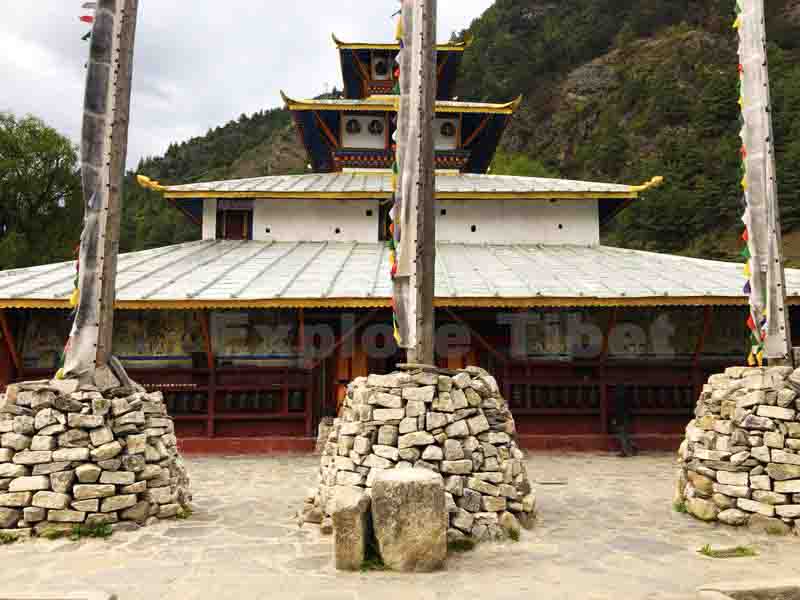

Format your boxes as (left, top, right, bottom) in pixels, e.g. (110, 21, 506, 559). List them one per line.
(360, 536, 386, 572)
(448, 537, 477, 553)
(673, 501, 688, 514)
(39, 529, 68, 540)
(698, 544, 758, 559)
(176, 507, 192, 520)
(69, 523, 113, 541)
(0, 532, 19, 545)
(508, 528, 521, 542)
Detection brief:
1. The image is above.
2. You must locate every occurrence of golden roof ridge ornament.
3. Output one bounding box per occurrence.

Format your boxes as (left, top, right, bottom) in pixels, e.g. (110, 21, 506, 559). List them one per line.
(137, 175, 167, 192)
(330, 32, 472, 51)
(629, 176, 664, 193)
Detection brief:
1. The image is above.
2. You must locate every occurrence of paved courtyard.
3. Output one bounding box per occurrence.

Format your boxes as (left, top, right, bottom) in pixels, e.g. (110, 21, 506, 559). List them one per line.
(3, 452, 799, 600)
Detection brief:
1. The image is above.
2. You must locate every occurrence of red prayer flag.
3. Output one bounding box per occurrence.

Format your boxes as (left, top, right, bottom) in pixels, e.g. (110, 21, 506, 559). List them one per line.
(742, 228, 749, 242)
(746, 314, 756, 332)
(79, 15, 94, 24)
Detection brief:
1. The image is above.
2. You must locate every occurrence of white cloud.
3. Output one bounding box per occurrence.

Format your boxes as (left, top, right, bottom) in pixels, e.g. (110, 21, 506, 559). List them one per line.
(0, 1, 495, 168)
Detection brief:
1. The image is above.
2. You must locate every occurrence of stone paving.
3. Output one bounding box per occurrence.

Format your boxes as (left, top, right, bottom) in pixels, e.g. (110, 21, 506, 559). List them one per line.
(3, 453, 800, 600)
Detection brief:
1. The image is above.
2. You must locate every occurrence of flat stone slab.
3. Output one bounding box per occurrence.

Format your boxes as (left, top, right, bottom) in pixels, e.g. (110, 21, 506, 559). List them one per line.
(697, 581, 800, 599)
(0, 592, 116, 600)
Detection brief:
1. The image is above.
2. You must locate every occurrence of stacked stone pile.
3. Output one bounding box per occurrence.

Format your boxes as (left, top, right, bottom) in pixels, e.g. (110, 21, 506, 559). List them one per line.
(303, 365, 536, 542)
(0, 378, 191, 538)
(677, 365, 800, 534)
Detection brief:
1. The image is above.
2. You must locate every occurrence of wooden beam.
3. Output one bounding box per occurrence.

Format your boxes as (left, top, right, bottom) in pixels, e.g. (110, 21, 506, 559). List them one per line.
(314, 111, 340, 150)
(0, 310, 22, 376)
(461, 115, 490, 148)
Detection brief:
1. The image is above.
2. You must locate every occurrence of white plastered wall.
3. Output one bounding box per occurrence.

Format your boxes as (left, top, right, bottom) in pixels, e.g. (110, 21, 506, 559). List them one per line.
(435, 199, 600, 245)
(202, 199, 217, 240)
(253, 199, 379, 243)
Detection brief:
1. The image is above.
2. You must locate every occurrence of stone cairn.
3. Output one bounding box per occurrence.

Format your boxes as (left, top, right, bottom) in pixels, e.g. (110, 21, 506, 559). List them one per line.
(302, 365, 537, 543)
(0, 377, 191, 539)
(676, 365, 800, 535)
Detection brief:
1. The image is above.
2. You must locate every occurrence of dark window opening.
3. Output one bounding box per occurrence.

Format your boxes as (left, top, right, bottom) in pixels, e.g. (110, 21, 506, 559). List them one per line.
(558, 224, 564, 230)
(440, 209, 447, 216)
(379, 201, 392, 241)
(335, 227, 342, 235)
(366, 209, 373, 217)
(217, 210, 253, 241)
(471, 225, 477, 233)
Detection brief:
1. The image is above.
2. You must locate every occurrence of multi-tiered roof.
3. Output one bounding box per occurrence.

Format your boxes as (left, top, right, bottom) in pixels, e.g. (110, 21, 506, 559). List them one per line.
(282, 34, 519, 173)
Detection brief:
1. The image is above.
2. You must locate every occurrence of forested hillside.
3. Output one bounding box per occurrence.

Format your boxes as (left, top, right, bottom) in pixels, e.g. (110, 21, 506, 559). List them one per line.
(455, 0, 800, 260)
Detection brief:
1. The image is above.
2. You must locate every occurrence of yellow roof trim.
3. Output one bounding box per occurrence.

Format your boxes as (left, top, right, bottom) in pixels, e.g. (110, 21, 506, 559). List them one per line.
(280, 91, 521, 115)
(162, 190, 638, 200)
(0, 295, 779, 311)
(331, 32, 472, 52)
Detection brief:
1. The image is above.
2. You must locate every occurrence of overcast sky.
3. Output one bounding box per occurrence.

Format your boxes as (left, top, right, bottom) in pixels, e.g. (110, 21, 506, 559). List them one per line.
(1, 1, 495, 169)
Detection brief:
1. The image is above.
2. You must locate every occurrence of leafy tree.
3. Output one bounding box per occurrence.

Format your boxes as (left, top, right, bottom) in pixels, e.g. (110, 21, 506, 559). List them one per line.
(0, 113, 82, 269)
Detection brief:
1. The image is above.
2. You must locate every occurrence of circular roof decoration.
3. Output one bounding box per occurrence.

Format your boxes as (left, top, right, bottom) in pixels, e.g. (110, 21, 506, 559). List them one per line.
(368, 119, 384, 136)
(440, 122, 456, 138)
(374, 59, 389, 77)
(345, 119, 362, 135)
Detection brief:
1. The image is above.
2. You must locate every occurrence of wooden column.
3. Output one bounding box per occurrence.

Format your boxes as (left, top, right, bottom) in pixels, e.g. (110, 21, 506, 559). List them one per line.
(599, 307, 618, 435)
(0, 310, 22, 381)
(197, 310, 216, 438)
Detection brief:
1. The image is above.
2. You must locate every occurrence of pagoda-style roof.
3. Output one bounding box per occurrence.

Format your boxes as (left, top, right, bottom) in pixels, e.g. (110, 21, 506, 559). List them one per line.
(282, 93, 521, 174)
(333, 33, 471, 100)
(1, 239, 794, 310)
(138, 172, 664, 226)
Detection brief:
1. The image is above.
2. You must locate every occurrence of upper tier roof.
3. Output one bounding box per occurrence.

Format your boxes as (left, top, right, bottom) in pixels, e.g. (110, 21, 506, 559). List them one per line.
(137, 172, 664, 226)
(333, 33, 470, 100)
(282, 93, 522, 174)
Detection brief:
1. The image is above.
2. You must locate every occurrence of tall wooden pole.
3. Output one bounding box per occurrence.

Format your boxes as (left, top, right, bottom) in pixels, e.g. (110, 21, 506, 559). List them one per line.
(737, 0, 793, 365)
(395, 0, 437, 365)
(62, 0, 139, 381)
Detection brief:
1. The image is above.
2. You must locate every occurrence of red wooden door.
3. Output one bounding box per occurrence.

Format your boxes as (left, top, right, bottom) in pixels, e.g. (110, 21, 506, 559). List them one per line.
(224, 212, 248, 240)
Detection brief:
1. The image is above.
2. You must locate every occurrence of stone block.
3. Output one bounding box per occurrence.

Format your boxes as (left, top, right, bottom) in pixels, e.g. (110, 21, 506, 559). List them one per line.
(72, 499, 100, 512)
(373, 408, 405, 422)
(425, 412, 448, 431)
(99, 471, 136, 485)
(752, 490, 787, 505)
(22, 506, 45, 523)
(68, 413, 104, 429)
(717, 508, 749, 526)
(750, 475, 772, 490)
(771, 449, 800, 466)
(737, 497, 776, 517)
(100, 494, 138, 513)
(444, 419, 469, 438)
(32, 491, 70, 510)
(50, 470, 75, 494)
(441, 460, 473, 475)
(332, 486, 371, 571)
(2, 433, 31, 451)
(76, 464, 102, 483)
(686, 497, 719, 521)
(0, 464, 28, 478)
(398, 431, 434, 449)
(73, 484, 116, 500)
(12, 450, 51, 465)
(9, 476, 50, 492)
(482, 495, 507, 512)
(91, 441, 122, 461)
(90, 426, 114, 447)
(712, 483, 750, 499)
(377, 425, 398, 446)
(716, 471, 749, 487)
(52, 447, 90, 462)
(48, 509, 86, 523)
(0, 507, 20, 528)
(372, 469, 446, 572)
(466, 414, 490, 436)
(757, 405, 796, 420)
